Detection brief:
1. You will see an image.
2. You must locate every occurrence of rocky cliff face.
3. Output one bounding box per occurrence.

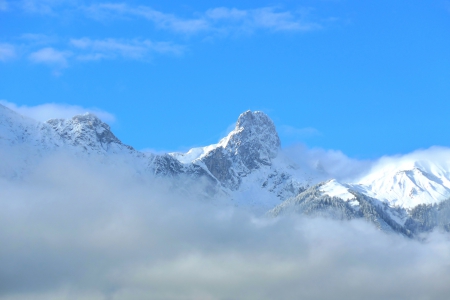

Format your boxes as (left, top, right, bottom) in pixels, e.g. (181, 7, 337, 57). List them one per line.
(0, 105, 294, 199)
(46, 113, 135, 154)
(200, 110, 281, 190)
(4, 103, 450, 238)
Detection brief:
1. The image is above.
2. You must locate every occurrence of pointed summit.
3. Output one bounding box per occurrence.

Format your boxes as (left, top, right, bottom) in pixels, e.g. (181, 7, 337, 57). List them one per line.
(198, 110, 281, 190)
(46, 113, 133, 153)
(225, 110, 281, 161)
(236, 110, 277, 131)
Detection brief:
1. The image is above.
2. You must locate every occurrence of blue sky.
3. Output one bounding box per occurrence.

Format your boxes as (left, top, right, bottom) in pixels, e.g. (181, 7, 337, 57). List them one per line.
(1, 0, 450, 158)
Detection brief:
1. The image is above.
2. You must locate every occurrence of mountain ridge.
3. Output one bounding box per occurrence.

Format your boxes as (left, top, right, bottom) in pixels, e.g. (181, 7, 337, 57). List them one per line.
(2, 104, 450, 237)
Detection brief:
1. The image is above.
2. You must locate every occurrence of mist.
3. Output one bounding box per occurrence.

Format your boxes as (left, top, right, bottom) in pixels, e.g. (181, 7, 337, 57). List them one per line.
(1, 153, 450, 300)
(281, 144, 450, 186)
(281, 143, 374, 183)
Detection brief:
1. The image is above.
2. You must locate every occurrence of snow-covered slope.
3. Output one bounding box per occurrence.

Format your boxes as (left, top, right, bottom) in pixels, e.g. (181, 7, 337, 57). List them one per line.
(0, 106, 300, 204)
(351, 159, 450, 208)
(315, 154, 450, 209)
(3, 103, 450, 235)
(0, 104, 137, 155)
(169, 110, 309, 209)
(46, 113, 136, 155)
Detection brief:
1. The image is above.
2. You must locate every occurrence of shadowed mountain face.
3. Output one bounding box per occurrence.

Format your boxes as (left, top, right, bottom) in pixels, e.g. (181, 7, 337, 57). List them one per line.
(201, 110, 281, 190)
(2, 103, 450, 238)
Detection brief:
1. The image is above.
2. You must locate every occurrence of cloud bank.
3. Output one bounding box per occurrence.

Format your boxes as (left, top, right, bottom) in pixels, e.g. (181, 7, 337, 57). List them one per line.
(281, 143, 374, 183)
(0, 100, 116, 123)
(1, 151, 450, 300)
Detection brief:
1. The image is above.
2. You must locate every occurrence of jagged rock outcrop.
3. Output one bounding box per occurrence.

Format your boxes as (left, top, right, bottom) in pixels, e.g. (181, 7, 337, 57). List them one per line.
(197, 110, 282, 190)
(46, 113, 135, 154)
(4, 102, 450, 238)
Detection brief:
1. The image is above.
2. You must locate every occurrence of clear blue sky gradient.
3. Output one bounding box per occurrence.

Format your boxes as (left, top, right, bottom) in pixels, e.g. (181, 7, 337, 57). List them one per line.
(1, 0, 450, 158)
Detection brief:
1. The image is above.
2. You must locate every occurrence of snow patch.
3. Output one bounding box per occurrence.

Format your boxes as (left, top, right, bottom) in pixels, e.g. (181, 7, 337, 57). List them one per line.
(320, 179, 356, 201)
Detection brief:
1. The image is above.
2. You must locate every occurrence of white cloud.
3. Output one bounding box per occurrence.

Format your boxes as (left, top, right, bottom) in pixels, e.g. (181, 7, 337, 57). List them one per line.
(206, 7, 248, 20)
(70, 37, 184, 61)
(15, 1, 322, 34)
(282, 144, 450, 185)
(0, 43, 16, 61)
(4, 37, 183, 69)
(28, 47, 71, 67)
(0, 154, 450, 299)
(250, 7, 320, 31)
(21, 0, 54, 14)
(363, 146, 450, 179)
(282, 144, 373, 182)
(0, 100, 116, 123)
(206, 7, 321, 32)
(84, 3, 210, 34)
(19, 0, 75, 15)
(83, 4, 321, 34)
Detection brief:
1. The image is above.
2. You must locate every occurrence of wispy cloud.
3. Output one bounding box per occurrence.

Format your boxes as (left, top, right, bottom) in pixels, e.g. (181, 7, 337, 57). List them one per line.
(0, 43, 16, 61)
(28, 47, 71, 68)
(20, 0, 55, 14)
(70, 38, 184, 61)
(17, 2, 322, 34)
(1, 154, 450, 300)
(84, 3, 210, 34)
(282, 144, 373, 182)
(19, 0, 75, 15)
(1, 3, 324, 71)
(0, 100, 116, 123)
(0, 37, 184, 72)
(207, 7, 321, 32)
(83, 3, 321, 34)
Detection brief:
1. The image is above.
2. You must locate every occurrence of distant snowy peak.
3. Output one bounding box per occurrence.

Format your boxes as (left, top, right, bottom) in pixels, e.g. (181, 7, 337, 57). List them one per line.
(223, 110, 280, 161)
(5, 101, 450, 213)
(321, 159, 450, 209)
(171, 110, 280, 164)
(46, 113, 134, 154)
(352, 164, 450, 208)
(0, 103, 135, 156)
(170, 110, 282, 191)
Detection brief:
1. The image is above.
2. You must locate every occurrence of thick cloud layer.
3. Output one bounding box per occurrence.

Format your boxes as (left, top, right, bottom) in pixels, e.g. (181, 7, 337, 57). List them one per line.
(0, 100, 115, 123)
(282, 144, 450, 185)
(1, 154, 450, 300)
(281, 143, 374, 182)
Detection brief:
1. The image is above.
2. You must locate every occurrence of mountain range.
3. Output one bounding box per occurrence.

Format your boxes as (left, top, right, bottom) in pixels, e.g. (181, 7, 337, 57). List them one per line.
(2, 104, 450, 238)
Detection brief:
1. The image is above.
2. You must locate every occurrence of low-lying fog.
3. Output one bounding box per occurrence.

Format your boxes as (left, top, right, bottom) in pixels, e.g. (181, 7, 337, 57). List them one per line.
(1, 151, 450, 300)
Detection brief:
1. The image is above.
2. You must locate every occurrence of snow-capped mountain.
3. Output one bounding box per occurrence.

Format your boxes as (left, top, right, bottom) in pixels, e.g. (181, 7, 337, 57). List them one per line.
(0, 104, 136, 155)
(2, 103, 450, 237)
(169, 110, 306, 209)
(0, 105, 302, 204)
(351, 159, 450, 208)
(270, 155, 450, 236)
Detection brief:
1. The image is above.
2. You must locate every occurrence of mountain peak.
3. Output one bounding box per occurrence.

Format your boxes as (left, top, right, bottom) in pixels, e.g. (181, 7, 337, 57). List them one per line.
(46, 113, 131, 153)
(70, 112, 109, 129)
(225, 110, 280, 159)
(236, 110, 275, 131)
